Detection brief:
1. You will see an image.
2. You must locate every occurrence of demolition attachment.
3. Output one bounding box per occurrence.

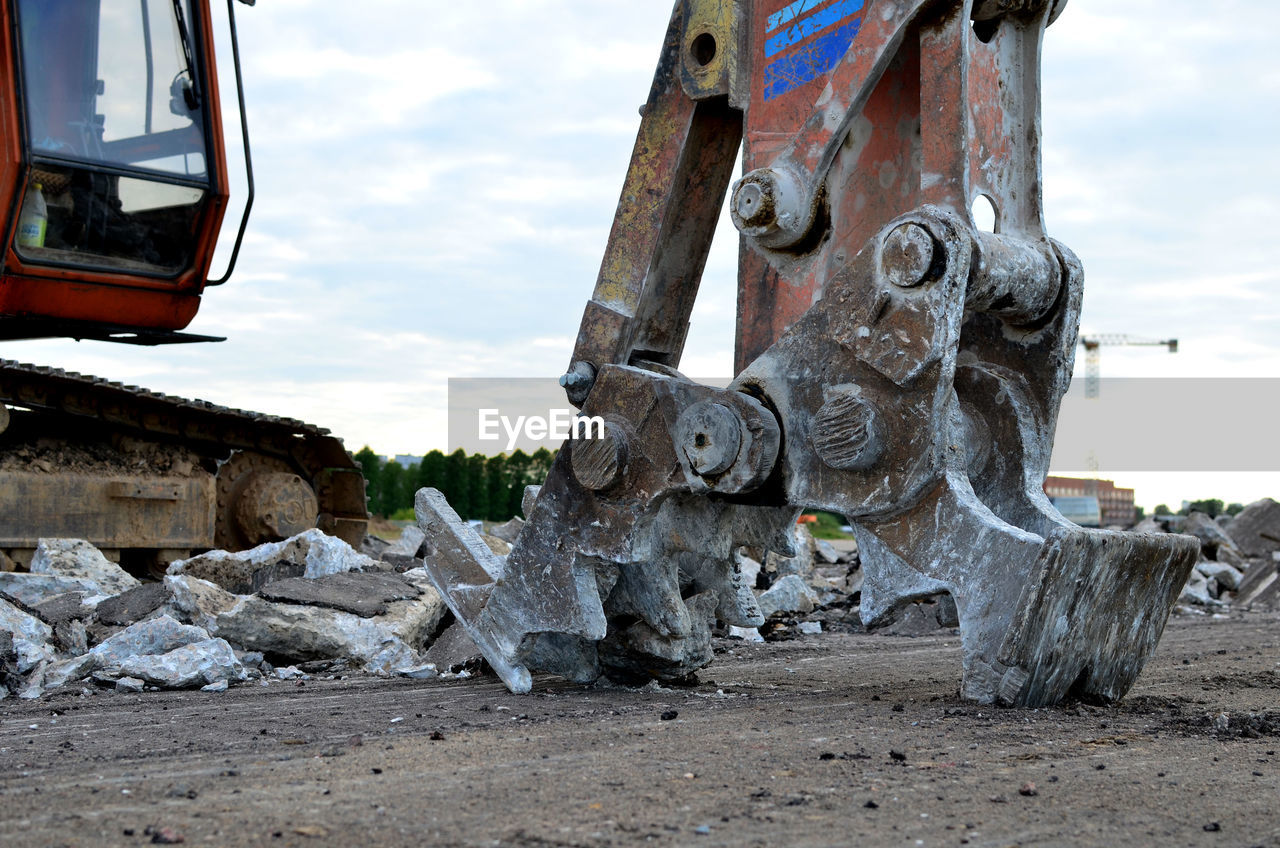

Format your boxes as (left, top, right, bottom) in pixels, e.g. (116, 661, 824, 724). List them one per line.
(419, 0, 1197, 705)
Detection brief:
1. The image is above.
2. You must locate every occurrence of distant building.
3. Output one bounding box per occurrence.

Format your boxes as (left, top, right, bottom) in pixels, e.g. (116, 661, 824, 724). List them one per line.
(391, 454, 423, 469)
(1043, 476, 1137, 527)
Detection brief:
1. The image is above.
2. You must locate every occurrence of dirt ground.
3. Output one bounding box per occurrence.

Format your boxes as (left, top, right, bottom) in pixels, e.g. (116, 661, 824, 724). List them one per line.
(1, 609, 1278, 848)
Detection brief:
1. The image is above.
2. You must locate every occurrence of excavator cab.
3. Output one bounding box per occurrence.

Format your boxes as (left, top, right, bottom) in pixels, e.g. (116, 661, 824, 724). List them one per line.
(0, 1, 368, 569)
(0, 0, 244, 344)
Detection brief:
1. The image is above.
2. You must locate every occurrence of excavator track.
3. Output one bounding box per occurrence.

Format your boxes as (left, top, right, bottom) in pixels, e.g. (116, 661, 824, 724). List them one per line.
(0, 359, 367, 568)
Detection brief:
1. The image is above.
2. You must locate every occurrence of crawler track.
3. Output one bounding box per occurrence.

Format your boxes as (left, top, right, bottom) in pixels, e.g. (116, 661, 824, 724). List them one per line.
(0, 358, 367, 550)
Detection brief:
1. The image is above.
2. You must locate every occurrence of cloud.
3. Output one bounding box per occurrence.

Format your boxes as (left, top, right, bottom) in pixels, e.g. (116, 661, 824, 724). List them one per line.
(13, 1, 1277, 508)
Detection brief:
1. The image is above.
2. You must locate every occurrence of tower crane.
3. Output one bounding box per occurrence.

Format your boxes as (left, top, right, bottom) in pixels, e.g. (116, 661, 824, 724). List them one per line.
(1079, 334, 1178, 398)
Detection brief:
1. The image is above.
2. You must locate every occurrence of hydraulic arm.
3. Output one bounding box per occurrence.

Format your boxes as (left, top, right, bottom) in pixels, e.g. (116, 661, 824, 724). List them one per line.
(419, 0, 1198, 705)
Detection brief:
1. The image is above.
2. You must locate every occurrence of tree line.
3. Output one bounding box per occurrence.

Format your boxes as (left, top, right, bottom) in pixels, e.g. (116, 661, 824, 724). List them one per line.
(354, 447, 556, 521)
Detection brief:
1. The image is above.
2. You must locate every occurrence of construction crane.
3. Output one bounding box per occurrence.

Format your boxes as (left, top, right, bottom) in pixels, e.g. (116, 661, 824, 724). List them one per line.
(1079, 334, 1179, 398)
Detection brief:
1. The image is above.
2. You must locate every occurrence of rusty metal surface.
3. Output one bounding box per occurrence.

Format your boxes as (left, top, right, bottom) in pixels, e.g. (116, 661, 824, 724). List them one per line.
(0, 470, 215, 550)
(421, 0, 1197, 706)
(0, 359, 367, 552)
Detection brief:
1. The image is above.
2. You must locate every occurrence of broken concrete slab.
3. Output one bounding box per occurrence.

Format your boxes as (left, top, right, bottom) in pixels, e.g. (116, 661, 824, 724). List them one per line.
(30, 539, 141, 598)
(1179, 570, 1223, 607)
(117, 638, 246, 689)
(90, 615, 210, 667)
(814, 538, 840, 565)
(488, 517, 526, 545)
(168, 529, 377, 594)
(21, 653, 97, 698)
(1182, 512, 1243, 563)
(1235, 560, 1279, 607)
(53, 620, 88, 656)
(0, 597, 55, 673)
(360, 534, 391, 560)
(384, 526, 427, 559)
(756, 574, 819, 618)
(30, 592, 89, 627)
(1196, 560, 1244, 593)
(257, 572, 422, 618)
(0, 573, 101, 608)
(421, 621, 482, 673)
(204, 583, 447, 675)
(164, 575, 239, 632)
(94, 583, 170, 627)
(1227, 499, 1280, 559)
(765, 525, 816, 580)
(875, 601, 952, 636)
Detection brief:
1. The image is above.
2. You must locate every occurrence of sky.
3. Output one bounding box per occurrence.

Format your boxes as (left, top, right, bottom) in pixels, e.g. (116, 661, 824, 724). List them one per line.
(14, 0, 1279, 511)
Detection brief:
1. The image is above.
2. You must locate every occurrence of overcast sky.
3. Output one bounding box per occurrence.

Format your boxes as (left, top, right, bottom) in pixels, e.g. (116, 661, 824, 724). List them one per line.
(16, 0, 1279, 510)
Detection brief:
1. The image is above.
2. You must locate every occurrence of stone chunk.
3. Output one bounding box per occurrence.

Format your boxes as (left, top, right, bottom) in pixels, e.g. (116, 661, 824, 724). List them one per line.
(1227, 499, 1280, 559)
(0, 597, 54, 672)
(383, 526, 427, 558)
(207, 584, 447, 674)
(257, 572, 421, 618)
(814, 538, 841, 565)
(34, 653, 97, 693)
(168, 529, 376, 594)
(488, 517, 526, 545)
(756, 574, 820, 618)
(95, 583, 170, 627)
(1195, 560, 1244, 593)
(765, 524, 816, 580)
(31, 592, 90, 626)
(1182, 512, 1243, 562)
(30, 539, 141, 598)
(164, 575, 240, 631)
(90, 615, 210, 667)
(422, 621, 482, 673)
(118, 638, 246, 689)
(0, 574, 98, 607)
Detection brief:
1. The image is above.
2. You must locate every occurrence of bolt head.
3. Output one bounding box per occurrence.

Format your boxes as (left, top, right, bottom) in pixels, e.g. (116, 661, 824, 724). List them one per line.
(811, 391, 882, 471)
(570, 421, 626, 492)
(676, 401, 743, 478)
(880, 223, 936, 288)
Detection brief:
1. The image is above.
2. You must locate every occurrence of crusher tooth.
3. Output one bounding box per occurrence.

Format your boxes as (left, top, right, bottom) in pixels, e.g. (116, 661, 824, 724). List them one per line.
(0, 359, 368, 575)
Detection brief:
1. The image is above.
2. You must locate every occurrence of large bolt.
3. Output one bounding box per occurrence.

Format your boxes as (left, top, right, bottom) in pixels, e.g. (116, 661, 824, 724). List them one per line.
(880, 223, 937, 288)
(558, 361, 596, 406)
(730, 167, 805, 244)
(676, 401, 743, 478)
(570, 421, 627, 492)
(811, 390, 882, 471)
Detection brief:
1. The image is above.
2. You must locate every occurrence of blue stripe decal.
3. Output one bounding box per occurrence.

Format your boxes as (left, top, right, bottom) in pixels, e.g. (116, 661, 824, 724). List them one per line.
(765, 0, 864, 58)
(763, 18, 861, 100)
(767, 0, 821, 34)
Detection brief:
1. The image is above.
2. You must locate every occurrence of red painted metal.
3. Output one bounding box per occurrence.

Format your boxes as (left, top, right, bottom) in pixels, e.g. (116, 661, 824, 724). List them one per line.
(0, 0, 230, 335)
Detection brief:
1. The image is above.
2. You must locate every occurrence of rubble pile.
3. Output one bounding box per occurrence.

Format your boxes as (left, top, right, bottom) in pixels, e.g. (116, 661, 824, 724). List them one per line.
(0, 529, 449, 700)
(4, 498, 1276, 700)
(1137, 499, 1280, 611)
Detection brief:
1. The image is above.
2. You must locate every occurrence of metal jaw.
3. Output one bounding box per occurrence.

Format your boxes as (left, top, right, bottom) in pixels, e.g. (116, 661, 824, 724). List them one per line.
(419, 0, 1197, 703)
(420, 207, 1197, 704)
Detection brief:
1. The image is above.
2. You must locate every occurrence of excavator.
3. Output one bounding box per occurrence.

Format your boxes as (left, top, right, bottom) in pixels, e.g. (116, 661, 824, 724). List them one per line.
(418, 0, 1200, 706)
(0, 0, 367, 574)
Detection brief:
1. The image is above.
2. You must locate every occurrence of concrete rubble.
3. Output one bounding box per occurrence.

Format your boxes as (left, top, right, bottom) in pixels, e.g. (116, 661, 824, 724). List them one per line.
(1131, 500, 1280, 612)
(3, 495, 1277, 700)
(0, 529, 453, 700)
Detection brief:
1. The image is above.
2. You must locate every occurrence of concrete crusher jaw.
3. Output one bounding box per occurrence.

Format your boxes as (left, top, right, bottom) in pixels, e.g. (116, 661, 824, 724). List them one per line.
(418, 0, 1199, 705)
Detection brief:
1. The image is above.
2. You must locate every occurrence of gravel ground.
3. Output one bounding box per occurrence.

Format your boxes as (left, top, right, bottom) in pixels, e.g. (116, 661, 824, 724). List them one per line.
(2, 609, 1278, 847)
